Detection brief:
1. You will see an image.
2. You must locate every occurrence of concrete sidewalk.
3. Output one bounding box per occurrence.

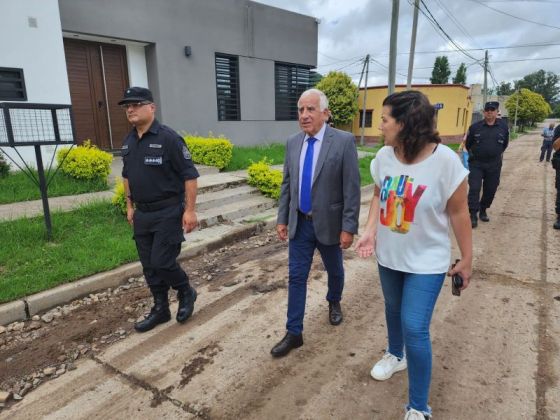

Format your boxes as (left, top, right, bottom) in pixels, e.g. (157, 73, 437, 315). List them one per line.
(0, 165, 248, 221)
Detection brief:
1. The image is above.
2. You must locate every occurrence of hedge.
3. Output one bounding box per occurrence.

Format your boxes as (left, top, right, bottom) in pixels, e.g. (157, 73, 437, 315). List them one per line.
(183, 135, 233, 170)
(57, 140, 113, 182)
(247, 158, 282, 200)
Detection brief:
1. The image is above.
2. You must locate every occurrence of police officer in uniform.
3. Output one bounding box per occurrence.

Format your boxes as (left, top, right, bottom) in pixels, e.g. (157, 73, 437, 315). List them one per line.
(119, 87, 199, 332)
(465, 101, 509, 228)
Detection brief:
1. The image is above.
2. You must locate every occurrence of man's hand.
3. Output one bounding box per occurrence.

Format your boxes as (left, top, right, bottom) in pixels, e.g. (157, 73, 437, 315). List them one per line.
(182, 209, 198, 233)
(126, 207, 134, 225)
(339, 231, 354, 249)
(277, 224, 288, 241)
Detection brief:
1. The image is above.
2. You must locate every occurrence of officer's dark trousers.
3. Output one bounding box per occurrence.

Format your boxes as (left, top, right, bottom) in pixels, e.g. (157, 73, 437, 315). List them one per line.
(468, 158, 502, 213)
(540, 140, 553, 162)
(133, 204, 189, 292)
(556, 168, 560, 216)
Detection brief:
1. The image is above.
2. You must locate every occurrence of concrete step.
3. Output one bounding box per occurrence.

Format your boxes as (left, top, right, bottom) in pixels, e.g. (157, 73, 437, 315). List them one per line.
(197, 184, 261, 212)
(195, 164, 220, 176)
(197, 173, 247, 194)
(196, 195, 276, 230)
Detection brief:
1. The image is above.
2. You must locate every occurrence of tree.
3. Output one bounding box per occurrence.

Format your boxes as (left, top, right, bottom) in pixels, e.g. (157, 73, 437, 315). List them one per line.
(513, 69, 559, 104)
(505, 88, 551, 128)
(430, 56, 451, 84)
(496, 81, 515, 96)
(452, 63, 467, 84)
(315, 71, 358, 127)
(310, 71, 323, 87)
(552, 103, 560, 118)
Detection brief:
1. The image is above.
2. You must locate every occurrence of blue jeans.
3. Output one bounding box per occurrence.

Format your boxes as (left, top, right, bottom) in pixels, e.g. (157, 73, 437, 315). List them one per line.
(286, 214, 344, 335)
(378, 264, 445, 415)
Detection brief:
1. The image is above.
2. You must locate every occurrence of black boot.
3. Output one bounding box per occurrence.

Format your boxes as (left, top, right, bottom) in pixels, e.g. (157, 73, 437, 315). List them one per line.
(554, 216, 560, 230)
(470, 211, 478, 228)
(479, 208, 490, 222)
(176, 286, 197, 323)
(134, 290, 171, 333)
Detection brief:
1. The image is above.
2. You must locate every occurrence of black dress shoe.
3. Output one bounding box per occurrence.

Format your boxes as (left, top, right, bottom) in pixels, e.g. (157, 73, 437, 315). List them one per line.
(176, 286, 197, 323)
(479, 209, 490, 222)
(329, 301, 343, 325)
(470, 212, 478, 228)
(271, 333, 303, 358)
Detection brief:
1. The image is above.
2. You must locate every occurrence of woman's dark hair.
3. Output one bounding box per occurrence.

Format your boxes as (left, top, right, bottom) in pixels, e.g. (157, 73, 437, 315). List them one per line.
(382, 90, 441, 163)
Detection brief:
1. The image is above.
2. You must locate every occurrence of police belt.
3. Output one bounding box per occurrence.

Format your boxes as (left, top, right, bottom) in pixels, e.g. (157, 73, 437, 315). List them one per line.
(135, 195, 182, 212)
(471, 154, 502, 163)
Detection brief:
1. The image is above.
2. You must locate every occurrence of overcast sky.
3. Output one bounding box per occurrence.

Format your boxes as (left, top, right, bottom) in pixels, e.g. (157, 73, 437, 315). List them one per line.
(254, 0, 560, 89)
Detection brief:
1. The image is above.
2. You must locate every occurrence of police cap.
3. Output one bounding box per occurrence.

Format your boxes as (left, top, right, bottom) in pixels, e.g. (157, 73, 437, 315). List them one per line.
(484, 101, 499, 111)
(118, 87, 153, 105)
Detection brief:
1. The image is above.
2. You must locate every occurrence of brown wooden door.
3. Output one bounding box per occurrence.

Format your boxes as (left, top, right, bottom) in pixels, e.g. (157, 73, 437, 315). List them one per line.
(64, 39, 130, 150)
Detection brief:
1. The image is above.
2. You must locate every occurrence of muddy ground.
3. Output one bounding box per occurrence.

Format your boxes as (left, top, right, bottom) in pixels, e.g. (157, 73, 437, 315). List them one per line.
(1, 126, 559, 419)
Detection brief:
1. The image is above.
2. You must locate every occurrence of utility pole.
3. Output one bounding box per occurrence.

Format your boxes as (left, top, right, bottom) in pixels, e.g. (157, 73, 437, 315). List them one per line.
(388, 0, 400, 94)
(406, 0, 420, 90)
(482, 50, 488, 106)
(360, 55, 370, 146)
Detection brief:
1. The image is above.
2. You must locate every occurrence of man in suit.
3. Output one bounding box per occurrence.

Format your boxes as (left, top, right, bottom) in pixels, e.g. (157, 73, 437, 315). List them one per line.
(271, 88, 361, 357)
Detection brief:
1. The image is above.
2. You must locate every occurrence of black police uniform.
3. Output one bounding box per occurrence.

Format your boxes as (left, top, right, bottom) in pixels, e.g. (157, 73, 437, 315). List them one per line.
(465, 118, 509, 215)
(552, 124, 560, 228)
(122, 119, 199, 293)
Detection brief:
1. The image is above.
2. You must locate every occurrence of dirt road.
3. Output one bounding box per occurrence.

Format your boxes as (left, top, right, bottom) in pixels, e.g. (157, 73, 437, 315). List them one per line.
(1, 126, 559, 419)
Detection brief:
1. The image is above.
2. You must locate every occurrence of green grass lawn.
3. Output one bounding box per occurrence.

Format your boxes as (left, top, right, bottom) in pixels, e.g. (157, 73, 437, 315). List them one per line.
(0, 201, 137, 303)
(225, 144, 286, 171)
(0, 170, 109, 205)
(359, 156, 375, 186)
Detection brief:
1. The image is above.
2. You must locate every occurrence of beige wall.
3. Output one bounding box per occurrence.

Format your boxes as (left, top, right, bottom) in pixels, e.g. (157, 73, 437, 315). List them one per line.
(352, 85, 473, 142)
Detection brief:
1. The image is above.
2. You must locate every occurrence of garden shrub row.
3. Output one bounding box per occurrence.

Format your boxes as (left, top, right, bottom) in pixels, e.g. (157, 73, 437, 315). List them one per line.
(57, 140, 113, 182)
(183, 135, 233, 170)
(247, 158, 282, 200)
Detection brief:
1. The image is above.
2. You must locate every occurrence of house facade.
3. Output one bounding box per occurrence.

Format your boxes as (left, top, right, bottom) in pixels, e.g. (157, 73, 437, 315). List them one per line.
(352, 84, 473, 144)
(1, 0, 317, 167)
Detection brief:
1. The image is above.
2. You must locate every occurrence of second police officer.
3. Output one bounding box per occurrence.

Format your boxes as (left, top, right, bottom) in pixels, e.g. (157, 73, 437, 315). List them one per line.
(119, 87, 200, 333)
(465, 101, 509, 228)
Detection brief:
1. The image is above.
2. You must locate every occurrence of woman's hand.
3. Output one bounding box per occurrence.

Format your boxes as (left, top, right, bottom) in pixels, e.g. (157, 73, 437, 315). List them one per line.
(448, 258, 472, 291)
(354, 229, 376, 258)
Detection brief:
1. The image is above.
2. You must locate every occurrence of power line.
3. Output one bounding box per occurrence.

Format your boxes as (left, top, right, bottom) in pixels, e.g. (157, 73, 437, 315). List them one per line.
(432, 0, 480, 48)
(467, 0, 560, 30)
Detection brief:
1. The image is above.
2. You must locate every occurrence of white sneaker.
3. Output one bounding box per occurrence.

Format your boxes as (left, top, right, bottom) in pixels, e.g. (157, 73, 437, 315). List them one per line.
(370, 352, 407, 380)
(404, 408, 429, 419)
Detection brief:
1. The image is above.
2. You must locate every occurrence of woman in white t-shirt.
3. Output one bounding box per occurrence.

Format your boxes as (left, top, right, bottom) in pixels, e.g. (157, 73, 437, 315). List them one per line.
(355, 91, 472, 420)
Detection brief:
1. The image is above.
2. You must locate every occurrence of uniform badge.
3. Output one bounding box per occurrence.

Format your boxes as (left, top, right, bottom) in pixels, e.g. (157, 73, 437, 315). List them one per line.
(182, 145, 192, 160)
(144, 156, 163, 165)
(149, 144, 162, 148)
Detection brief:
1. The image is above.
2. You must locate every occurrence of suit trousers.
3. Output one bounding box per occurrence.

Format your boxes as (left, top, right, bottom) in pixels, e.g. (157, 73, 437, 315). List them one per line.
(286, 213, 344, 335)
(133, 204, 190, 292)
(468, 158, 502, 212)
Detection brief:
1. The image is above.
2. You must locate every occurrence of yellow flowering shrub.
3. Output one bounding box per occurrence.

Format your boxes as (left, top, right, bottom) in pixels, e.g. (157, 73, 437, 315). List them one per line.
(183, 135, 233, 169)
(57, 140, 113, 182)
(247, 158, 282, 200)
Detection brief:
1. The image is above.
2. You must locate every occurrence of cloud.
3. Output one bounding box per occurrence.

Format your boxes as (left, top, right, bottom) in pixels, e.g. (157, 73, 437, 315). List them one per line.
(253, 0, 560, 88)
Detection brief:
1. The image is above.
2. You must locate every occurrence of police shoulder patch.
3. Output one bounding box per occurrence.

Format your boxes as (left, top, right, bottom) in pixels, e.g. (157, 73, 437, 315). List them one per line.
(182, 145, 192, 160)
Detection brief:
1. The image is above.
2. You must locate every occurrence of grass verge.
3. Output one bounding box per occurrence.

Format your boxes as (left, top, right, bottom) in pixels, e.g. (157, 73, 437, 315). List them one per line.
(0, 170, 108, 205)
(225, 144, 285, 171)
(359, 156, 375, 186)
(0, 201, 137, 303)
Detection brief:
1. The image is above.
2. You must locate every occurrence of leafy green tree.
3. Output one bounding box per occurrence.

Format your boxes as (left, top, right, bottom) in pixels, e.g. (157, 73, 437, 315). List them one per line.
(552, 103, 560, 118)
(505, 88, 551, 128)
(310, 71, 323, 87)
(452, 63, 467, 84)
(430, 56, 451, 84)
(496, 81, 515, 96)
(513, 70, 559, 104)
(315, 71, 358, 127)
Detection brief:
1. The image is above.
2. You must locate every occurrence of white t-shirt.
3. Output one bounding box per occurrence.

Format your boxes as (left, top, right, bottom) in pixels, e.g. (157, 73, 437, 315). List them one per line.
(370, 144, 468, 274)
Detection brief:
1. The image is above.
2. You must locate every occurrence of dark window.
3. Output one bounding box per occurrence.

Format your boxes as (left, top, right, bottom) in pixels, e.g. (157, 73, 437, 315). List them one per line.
(0, 68, 27, 101)
(275, 63, 312, 121)
(215, 54, 240, 121)
(359, 110, 373, 128)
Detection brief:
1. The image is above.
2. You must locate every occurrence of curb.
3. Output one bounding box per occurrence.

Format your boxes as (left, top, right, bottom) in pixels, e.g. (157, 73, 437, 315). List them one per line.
(0, 183, 372, 326)
(0, 217, 276, 326)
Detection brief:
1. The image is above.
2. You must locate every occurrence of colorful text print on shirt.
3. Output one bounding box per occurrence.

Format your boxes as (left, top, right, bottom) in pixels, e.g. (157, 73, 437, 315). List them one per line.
(379, 175, 427, 234)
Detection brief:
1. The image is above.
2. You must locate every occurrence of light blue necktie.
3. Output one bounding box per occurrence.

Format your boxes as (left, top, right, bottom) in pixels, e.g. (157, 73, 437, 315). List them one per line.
(300, 137, 317, 214)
